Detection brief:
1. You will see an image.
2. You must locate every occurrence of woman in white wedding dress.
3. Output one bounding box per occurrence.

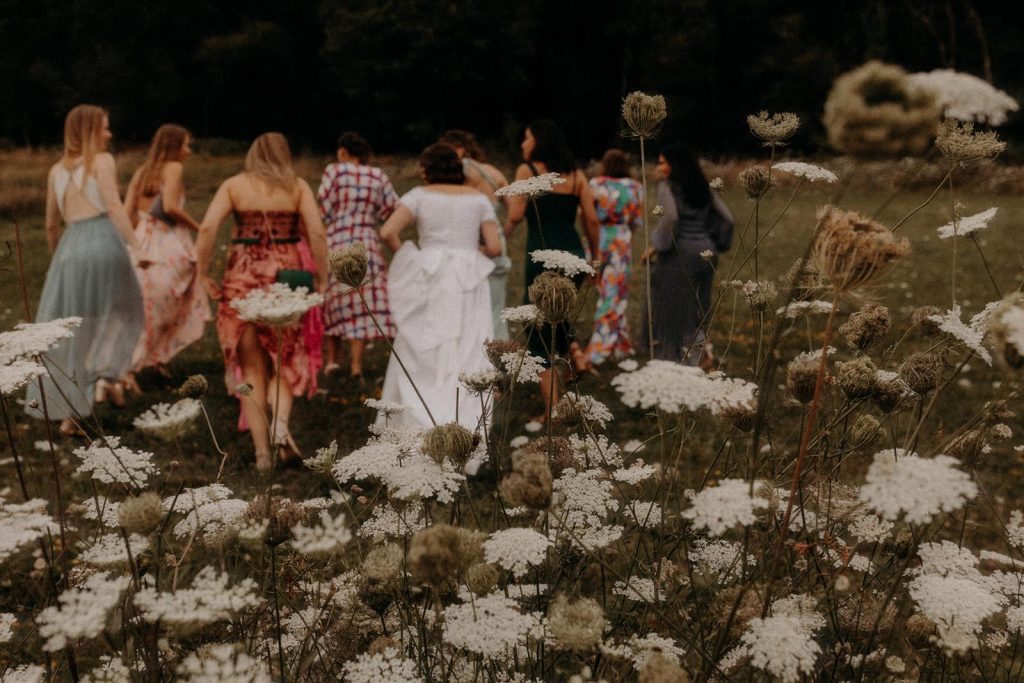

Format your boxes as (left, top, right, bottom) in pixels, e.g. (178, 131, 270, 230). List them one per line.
(378, 143, 502, 429)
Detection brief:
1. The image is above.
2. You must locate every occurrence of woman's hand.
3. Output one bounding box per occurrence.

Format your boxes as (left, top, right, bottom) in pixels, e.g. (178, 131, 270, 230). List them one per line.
(200, 274, 222, 301)
(640, 246, 655, 263)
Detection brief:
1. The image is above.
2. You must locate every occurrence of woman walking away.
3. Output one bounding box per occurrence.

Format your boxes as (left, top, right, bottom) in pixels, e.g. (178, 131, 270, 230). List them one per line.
(26, 104, 146, 435)
(378, 143, 502, 429)
(317, 132, 399, 380)
(439, 130, 511, 340)
(585, 149, 643, 366)
(196, 133, 328, 471)
(505, 120, 599, 422)
(643, 143, 733, 367)
(124, 124, 210, 383)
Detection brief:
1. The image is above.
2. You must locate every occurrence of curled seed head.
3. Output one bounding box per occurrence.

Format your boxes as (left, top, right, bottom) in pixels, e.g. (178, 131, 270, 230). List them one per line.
(329, 243, 369, 289)
(528, 271, 577, 323)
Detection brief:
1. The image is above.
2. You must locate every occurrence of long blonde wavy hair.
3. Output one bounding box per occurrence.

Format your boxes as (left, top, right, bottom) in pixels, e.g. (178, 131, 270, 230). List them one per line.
(136, 124, 190, 198)
(244, 132, 297, 193)
(62, 104, 108, 175)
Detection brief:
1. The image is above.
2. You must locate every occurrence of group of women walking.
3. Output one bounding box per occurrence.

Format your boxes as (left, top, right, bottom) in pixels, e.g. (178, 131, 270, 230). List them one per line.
(26, 104, 732, 470)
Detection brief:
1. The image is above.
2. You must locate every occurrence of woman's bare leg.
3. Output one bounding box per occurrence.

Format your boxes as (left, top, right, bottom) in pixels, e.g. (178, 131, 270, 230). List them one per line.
(325, 336, 341, 371)
(266, 374, 295, 436)
(349, 339, 365, 377)
(238, 325, 271, 469)
(538, 368, 562, 423)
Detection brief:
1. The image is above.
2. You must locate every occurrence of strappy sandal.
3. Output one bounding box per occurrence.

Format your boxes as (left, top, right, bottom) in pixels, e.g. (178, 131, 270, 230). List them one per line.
(272, 417, 302, 468)
(95, 379, 127, 408)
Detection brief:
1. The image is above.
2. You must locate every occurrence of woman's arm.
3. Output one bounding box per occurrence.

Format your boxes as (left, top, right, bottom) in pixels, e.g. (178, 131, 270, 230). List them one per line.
(161, 162, 201, 231)
(480, 220, 501, 257)
(195, 179, 234, 300)
(94, 153, 140, 252)
(575, 171, 600, 257)
(379, 204, 415, 252)
(297, 180, 329, 292)
(124, 169, 141, 228)
(504, 164, 531, 236)
(44, 167, 61, 252)
(651, 183, 678, 253)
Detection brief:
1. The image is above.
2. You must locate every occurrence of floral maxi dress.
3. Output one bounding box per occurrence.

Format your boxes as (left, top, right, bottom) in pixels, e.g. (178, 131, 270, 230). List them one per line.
(585, 176, 643, 365)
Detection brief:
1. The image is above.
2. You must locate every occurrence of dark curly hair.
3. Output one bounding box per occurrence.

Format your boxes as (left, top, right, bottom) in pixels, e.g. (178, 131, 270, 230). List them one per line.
(439, 130, 486, 162)
(420, 143, 465, 185)
(526, 119, 576, 174)
(599, 148, 631, 178)
(336, 131, 372, 164)
(660, 142, 710, 208)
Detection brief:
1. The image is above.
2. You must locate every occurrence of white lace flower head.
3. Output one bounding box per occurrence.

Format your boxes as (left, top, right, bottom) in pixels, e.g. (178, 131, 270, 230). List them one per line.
(36, 573, 131, 651)
(682, 479, 767, 536)
(0, 496, 58, 563)
(909, 69, 1019, 126)
(613, 360, 757, 415)
(0, 359, 46, 396)
(230, 282, 323, 327)
(483, 527, 552, 578)
(341, 646, 421, 683)
(494, 172, 566, 198)
(0, 317, 81, 365)
(772, 161, 838, 183)
(133, 398, 202, 440)
(74, 436, 158, 487)
(936, 207, 998, 240)
(176, 644, 273, 683)
(530, 249, 595, 277)
(442, 592, 541, 657)
(500, 304, 543, 324)
(134, 566, 263, 635)
(290, 509, 352, 557)
(858, 449, 977, 524)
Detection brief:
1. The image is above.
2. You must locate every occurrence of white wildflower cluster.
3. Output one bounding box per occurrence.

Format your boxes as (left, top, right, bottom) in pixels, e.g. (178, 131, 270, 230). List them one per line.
(908, 69, 1019, 126)
(385, 453, 465, 503)
(500, 304, 543, 324)
(928, 303, 998, 364)
(0, 359, 46, 395)
(720, 595, 824, 683)
(164, 483, 235, 513)
(530, 249, 595, 277)
(549, 468, 622, 550)
(777, 300, 832, 319)
(501, 350, 546, 384)
(365, 398, 407, 415)
(79, 532, 150, 568)
(483, 527, 552, 578)
(612, 360, 757, 415)
(0, 317, 81, 365)
(37, 573, 131, 651)
(611, 462, 657, 485)
(772, 161, 838, 183)
(135, 567, 262, 634)
(357, 502, 428, 541)
(442, 592, 541, 657)
(494, 172, 566, 198)
(858, 449, 977, 524)
(132, 398, 202, 440)
(81, 496, 121, 528)
(290, 510, 352, 557)
(602, 633, 684, 670)
(341, 647, 422, 683)
(936, 207, 998, 239)
(848, 513, 893, 544)
(612, 576, 663, 603)
(459, 368, 501, 394)
(690, 539, 755, 578)
(555, 392, 613, 429)
(0, 496, 58, 563)
(229, 282, 323, 327)
(568, 434, 623, 469)
(1007, 511, 1024, 550)
(80, 656, 132, 683)
(3, 665, 45, 682)
(683, 479, 767, 536)
(625, 501, 663, 527)
(333, 442, 403, 483)
(1, 612, 16, 643)
(176, 644, 273, 683)
(74, 437, 157, 487)
(172, 497, 248, 540)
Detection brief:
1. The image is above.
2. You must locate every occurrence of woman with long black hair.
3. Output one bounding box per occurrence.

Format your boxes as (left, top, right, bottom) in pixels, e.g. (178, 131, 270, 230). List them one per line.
(643, 143, 733, 367)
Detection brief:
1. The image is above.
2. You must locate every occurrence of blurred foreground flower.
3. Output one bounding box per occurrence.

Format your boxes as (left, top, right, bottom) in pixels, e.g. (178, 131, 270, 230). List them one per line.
(621, 91, 667, 138)
(495, 172, 565, 199)
(909, 69, 1019, 126)
(747, 110, 800, 146)
(936, 119, 1006, 167)
(329, 242, 369, 289)
(133, 398, 202, 440)
(811, 206, 910, 294)
(772, 161, 838, 183)
(230, 282, 322, 327)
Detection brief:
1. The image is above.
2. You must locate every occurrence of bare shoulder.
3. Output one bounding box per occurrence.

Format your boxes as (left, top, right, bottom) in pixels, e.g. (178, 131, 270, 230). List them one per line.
(94, 152, 117, 172)
(483, 162, 509, 185)
(514, 163, 532, 180)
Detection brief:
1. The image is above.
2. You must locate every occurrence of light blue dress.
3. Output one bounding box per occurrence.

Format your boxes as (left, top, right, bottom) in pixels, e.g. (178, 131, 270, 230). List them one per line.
(25, 164, 144, 420)
(463, 158, 511, 340)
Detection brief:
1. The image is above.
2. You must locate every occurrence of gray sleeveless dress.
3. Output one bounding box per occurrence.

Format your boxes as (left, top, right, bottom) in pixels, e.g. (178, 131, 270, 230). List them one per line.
(25, 164, 144, 420)
(463, 158, 511, 340)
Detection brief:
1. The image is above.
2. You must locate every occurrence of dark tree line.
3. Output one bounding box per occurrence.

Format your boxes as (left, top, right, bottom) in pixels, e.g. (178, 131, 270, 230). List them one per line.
(1, 0, 1020, 157)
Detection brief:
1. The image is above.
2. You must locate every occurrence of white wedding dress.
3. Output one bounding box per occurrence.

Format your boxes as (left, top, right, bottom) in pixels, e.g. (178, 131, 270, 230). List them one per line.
(378, 187, 496, 429)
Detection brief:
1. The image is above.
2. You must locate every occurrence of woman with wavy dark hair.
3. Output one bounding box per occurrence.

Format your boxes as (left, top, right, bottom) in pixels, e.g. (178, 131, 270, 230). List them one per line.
(643, 142, 733, 367)
(378, 143, 502, 429)
(506, 119, 599, 422)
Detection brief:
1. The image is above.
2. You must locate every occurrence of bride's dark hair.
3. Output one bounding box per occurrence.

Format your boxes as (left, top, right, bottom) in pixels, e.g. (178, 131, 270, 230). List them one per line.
(420, 143, 465, 184)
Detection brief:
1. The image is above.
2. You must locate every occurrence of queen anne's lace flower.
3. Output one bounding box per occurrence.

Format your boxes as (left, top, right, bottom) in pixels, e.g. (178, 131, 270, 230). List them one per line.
(494, 172, 566, 198)
(357, 502, 427, 541)
(1, 496, 58, 563)
(332, 442, 403, 483)
(163, 483, 234, 513)
(134, 567, 263, 635)
(568, 434, 622, 468)
(341, 647, 422, 683)
(500, 304, 543, 324)
(690, 539, 756, 577)
(772, 162, 838, 183)
(910, 574, 1001, 654)
(37, 573, 131, 651)
(601, 633, 684, 670)
(848, 514, 893, 544)
(858, 449, 977, 524)
(3, 665, 45, 682)
(683, 479, 767, 536)
(365, 398, 407, 415)
(442, 593, 541, 657)
(80, 656, 132, 683)
(176, 644, 272, 683)
(74, 437, 157, 487)
(555, 393, 613, 429)
(79, 532, 149, 568)
(613, 360, 756, 415)
(740, 613, 822, 682)
(530, 249, 595, 277)
(0, 359, 46, 395)
(0, 317, 81, 365)
(928, 301, 999, 365)
(383, 454, 465, 503)
(937, 207, 998, 240)
(549, 469, 620, 549)
(1, 612, 16, 643)
(230, 282, 323, 327)
(133, 398, 202, 440)
(483, 528, 552, 578)
(613, 576, 663, 603)
(172, 498, 249, 539)
(501, 350, 545, 384)
(611, 463, 657, 485)
(777, 300, 833, 319)
(290, 510, 352, 557)
(908, 70, 1019, 126)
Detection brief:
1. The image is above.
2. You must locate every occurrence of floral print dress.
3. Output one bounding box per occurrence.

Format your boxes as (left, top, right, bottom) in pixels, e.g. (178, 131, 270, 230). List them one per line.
(585, 176, 643, 365)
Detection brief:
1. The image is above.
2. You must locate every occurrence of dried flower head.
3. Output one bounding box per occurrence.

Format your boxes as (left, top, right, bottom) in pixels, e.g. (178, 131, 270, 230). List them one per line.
(329, 242, 369, 289)
(246, 495, 309, 547)
(783, 258, 829, 302)
(639, 651, 690, 683)
(528, 271, 577, 323)
(935, 119, 1006, 167)
(836, 356, 878, 400)
(420, 423, 476, 465)
(408, 524, 480, 585)
(622, 91, 668, 138)
(362, 543, 404, 584)
(737, 279, 778, 312)
(899, 352, 943, 394)
(912, 305, 943, 336)
(499, 451, 553, 510)
(175, 374, 208, 398)
(466, 562, 500, 595)
(548, 594, 606, 652)
(840, 304, 891, 350)
(118, 492, 164, 534)
(524, 436, 575, 475)
(786, 354, 825, 404)
(747, 111, 800, 146)
(812, 206, 910, 293)
(851, 414, 881, 448)
(738, 166, 774, 199)
(485, 339, 523, 369)
(872, 370, 911, 413)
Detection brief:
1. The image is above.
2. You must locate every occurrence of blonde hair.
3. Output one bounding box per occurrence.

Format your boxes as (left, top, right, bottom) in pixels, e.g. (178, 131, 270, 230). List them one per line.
(63, 104, 108, 175)
(244, 132, 297, 192)
(136, 124, 190, 198)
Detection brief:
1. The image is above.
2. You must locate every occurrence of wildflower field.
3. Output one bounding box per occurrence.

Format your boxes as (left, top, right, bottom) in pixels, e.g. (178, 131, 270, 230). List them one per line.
(4, 123, 1024, 681)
